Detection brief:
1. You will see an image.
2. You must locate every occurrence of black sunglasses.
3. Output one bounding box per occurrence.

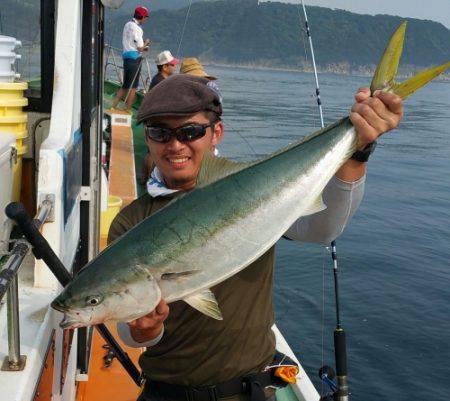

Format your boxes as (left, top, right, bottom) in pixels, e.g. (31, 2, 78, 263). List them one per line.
(145, 122, 216, 143)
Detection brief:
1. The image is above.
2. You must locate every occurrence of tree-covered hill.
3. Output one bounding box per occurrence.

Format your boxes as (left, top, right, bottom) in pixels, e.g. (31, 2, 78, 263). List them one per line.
(109, 0, 450, 72)
(2, 0, 449, 73)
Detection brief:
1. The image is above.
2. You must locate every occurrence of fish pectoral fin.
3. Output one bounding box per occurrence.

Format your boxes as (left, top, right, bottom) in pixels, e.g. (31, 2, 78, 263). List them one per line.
(183, 289, 223, 320)
(303, 196, 327, 216)
(161, 270, 199, 280)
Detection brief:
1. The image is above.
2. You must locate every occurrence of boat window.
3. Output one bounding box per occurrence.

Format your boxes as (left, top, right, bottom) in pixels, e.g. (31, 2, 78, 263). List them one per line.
(1, 0, 55, 112)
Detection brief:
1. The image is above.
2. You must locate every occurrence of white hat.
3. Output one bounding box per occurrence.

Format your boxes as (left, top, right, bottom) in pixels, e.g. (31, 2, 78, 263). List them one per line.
(155, 50, 180, 66)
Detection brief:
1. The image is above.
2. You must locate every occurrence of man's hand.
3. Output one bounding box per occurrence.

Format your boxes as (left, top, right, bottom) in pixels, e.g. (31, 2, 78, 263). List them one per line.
(127, 299, 169, 343)
(336, 87, 404, 182)
(350, 87, 404, 150)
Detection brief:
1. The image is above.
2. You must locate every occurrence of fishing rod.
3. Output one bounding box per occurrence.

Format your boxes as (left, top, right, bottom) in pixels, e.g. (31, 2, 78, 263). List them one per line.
(299, 2, 349, 400)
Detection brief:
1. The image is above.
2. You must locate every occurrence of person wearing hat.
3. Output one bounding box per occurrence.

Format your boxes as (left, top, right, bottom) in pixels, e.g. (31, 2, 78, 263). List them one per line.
(149, 50, 180, 90)
(141, 57, 216, 184)
(111, 6, 150, 112)
(180, 57, 217, 80)
(108, 75, 404, 401)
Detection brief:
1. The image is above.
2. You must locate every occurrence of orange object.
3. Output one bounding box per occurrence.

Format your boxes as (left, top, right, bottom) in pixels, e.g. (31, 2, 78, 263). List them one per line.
(274, 366, 299, 384)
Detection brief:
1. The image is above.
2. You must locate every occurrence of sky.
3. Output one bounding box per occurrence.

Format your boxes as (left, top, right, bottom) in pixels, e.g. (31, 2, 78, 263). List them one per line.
(268, 0, 450, 29)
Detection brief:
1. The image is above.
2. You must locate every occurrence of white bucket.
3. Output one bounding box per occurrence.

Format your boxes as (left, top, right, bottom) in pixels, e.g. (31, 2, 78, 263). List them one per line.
(0, 36, 21, 82)
(0, 36, 21, 53)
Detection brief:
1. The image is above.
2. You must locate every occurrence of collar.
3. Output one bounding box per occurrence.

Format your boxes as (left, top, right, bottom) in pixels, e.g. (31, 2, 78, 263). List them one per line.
(146, 149, 220, 197)
(146, 167, 179, 197)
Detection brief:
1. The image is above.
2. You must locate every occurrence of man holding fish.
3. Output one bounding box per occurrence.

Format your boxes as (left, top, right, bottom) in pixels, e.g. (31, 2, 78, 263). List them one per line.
(50, 22, 450, 401)
(106, 75, 402, 400)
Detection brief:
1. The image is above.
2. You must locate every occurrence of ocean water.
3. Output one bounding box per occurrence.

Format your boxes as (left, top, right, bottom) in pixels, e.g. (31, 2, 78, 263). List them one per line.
(201, 65, 450, 401)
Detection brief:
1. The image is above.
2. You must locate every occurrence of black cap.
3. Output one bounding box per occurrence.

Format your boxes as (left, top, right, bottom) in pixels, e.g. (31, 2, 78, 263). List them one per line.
(137, 74, 222, 123)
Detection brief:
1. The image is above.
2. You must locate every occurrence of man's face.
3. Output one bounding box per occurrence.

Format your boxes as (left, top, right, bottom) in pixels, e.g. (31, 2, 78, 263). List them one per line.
(163, 63, 177, 76)
(146, 112, 224, 191)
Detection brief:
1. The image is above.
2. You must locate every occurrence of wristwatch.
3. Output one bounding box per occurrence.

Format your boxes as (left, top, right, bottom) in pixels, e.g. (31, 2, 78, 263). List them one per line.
(351, 141, 377, 162)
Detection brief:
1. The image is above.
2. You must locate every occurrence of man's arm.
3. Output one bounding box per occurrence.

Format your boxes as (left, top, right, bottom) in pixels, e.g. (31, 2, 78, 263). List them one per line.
(285, 174, 365, 244)
(285, 88, 403, 244)
(136, 39, 150, 52)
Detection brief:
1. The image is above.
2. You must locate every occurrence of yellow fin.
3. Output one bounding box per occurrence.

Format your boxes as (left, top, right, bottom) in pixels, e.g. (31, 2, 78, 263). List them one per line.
(371, 22, 407, 93)
(371, 22, 450, 99)
(391, 61, 450, 99)
(183, 289, 223, 320)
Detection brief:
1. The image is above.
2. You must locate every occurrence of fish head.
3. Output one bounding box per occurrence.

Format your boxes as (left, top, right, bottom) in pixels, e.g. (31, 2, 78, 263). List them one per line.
(51, 264, 162, 329)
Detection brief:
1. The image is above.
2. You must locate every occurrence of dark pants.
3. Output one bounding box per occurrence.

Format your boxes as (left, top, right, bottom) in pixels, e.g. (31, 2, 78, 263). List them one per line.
(137, 386, 277, 401)
(122, 57, 142, 89)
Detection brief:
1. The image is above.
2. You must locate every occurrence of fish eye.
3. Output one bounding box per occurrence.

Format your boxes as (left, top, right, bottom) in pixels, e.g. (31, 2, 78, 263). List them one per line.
(85, 295, 102, 306)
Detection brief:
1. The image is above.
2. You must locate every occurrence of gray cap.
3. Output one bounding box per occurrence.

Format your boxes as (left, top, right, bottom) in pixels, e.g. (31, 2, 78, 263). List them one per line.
(137, 74, 222, 123)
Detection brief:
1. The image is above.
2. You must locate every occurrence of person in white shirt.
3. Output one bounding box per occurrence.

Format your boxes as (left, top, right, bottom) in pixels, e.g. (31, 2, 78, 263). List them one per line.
(111, 6, 150, 112)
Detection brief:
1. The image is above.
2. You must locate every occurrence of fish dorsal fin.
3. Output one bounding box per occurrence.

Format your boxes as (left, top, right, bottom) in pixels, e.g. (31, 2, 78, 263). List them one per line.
(196, 152, 249, 187)
(303, 196, 327, 216)
(183, 289, 223, 320)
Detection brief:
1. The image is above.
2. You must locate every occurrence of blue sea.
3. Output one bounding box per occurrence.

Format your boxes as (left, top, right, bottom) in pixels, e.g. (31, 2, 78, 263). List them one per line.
(201, 65, 450, 401)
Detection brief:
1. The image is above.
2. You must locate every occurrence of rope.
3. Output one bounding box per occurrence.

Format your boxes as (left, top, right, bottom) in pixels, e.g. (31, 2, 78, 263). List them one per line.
(176, 0, 193, 58)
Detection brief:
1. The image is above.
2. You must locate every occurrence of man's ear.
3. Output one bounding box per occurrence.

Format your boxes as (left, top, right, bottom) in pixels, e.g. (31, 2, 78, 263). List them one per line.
(211, 121, 224, 146)
(145, 134, 153, 150)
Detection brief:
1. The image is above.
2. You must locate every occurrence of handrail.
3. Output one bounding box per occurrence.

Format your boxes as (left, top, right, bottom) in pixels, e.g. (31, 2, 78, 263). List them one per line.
(0, 198, 53, 371)
(0, 198, 52, 303)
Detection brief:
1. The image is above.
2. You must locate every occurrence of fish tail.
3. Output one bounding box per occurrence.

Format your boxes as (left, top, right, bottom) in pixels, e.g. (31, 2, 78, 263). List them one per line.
(370, 21, 450, 99)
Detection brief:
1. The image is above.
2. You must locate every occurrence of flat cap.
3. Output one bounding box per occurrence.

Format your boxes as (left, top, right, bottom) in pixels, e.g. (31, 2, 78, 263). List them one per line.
(137, 74, 222, 123)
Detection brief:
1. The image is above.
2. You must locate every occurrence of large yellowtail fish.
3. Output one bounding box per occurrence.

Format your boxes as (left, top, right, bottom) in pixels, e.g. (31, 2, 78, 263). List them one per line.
(52, 23, 450, 328)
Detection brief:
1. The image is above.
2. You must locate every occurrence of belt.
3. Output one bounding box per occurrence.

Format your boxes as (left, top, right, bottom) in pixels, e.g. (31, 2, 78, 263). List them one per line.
(145, 373, 274, 401)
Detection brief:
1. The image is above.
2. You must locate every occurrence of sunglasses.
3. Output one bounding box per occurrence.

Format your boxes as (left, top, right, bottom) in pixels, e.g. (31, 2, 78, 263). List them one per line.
(145, 122, 216, 143)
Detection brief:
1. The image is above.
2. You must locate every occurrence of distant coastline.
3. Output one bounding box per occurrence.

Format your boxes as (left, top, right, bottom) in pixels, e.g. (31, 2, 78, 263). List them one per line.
(203, 60, 450, 81)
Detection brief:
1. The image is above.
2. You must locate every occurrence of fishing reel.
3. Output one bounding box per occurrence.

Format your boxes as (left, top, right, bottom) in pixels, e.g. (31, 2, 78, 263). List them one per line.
(319, 365, 349, 401)
(319, 365, 338, 400)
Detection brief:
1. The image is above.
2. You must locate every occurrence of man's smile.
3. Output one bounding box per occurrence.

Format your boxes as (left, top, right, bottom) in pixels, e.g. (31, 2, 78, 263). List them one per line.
(166, 155, 191, 167)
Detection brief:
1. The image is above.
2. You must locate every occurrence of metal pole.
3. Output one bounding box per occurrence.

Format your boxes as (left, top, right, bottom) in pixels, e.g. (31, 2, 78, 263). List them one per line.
(6, 276, 22, 368)
(4, 288, 17, 363)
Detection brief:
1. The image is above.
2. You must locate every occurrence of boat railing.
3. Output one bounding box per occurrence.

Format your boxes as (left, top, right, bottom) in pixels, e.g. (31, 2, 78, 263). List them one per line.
(1, 202, 143, 384)
(0, 197, 53, 371)
(104, 43, 153, 93)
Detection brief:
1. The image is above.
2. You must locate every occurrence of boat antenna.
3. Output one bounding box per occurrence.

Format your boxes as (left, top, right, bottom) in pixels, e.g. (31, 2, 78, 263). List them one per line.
(299, 2, 349, 400)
